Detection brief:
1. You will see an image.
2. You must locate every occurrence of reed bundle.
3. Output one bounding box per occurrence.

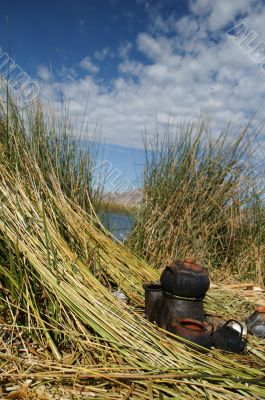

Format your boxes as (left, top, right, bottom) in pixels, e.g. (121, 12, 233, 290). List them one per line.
(0, 144, 264, 399)
(0, 98, 264, 398)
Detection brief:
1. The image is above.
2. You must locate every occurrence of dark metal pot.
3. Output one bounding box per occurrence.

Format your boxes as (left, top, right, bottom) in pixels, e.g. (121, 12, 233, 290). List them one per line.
(143, 283, 162, 321)
(212, 319, 247, 353)
(246, 306, 265, 338)
(168, 318, 213, 351)
(154, 291, 205, 330)
(160, 260, 210, 299)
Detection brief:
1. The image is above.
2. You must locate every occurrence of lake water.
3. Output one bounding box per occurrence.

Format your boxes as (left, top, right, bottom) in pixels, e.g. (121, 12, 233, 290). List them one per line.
(101, 212, 135, 240)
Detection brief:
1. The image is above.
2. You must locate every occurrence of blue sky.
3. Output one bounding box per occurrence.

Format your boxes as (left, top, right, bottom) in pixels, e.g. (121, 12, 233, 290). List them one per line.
(0, 0, 188, 78)
(1, 0, 265, 190)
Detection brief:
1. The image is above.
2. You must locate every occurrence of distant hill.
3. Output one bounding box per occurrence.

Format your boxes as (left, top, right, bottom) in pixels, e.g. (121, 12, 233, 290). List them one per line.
(102, 189, 142, 209)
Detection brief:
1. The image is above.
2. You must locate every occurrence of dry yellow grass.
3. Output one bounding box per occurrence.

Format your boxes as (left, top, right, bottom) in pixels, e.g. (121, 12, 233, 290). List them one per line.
(0, 95, 265, 399)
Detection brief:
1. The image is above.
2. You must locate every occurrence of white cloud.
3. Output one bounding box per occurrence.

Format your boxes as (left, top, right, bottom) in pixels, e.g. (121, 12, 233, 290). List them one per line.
(38, 1, 265, 150)
(118, 60, 143, 76)
(118, 41, 133, 59)
(175, 16, 199, 38)
(37, 65, 51, 81)
(137, 33, 168, 60)
(190, 0, 258, 31)
(208, 0, 255, 31)
(79, 56, 99, 74)
(94, 47, 115, 61)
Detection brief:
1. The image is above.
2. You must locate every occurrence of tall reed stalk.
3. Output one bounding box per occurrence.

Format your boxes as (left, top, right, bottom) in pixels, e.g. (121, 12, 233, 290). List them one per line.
(0, 94, 102, 212)
(130, 122, 265, 283)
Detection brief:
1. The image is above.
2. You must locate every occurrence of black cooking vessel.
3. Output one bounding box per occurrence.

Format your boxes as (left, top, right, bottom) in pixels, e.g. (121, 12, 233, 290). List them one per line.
(168, 318, 213, 352)
(143, 283, 162, 321)
(212, 319, 246, 353)
(160, 260, 210, 298)
(246, 306, 265, 338)
(154, 291, 205, 330)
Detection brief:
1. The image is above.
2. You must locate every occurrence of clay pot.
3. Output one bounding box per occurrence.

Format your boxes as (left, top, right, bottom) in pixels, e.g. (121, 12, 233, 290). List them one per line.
(143, 283, 162, 321)
(154, 291, 205, 330)
(169, 318, 213, 351)
(246, 306, 265, 339)
(160, 260, 210, 298)
(212, 320, 246, 353)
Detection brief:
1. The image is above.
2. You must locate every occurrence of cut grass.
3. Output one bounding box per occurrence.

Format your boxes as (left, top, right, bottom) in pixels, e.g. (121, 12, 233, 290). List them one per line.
(0, 94, 265, 399)
(0, 126, 265, 399)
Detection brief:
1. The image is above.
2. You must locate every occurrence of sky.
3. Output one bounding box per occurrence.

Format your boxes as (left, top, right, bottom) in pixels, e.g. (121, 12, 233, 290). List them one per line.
(1, 0, 265, 191)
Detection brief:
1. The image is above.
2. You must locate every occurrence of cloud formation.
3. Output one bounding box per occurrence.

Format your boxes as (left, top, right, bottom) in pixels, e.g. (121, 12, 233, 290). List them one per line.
(79, 56, 99, 74)
(37, 0, 265, 149)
